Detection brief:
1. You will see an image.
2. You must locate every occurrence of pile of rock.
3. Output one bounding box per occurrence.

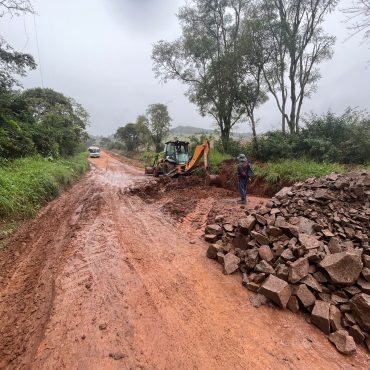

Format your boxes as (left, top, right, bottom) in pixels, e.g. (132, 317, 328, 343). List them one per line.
(205, 171, 370, 355)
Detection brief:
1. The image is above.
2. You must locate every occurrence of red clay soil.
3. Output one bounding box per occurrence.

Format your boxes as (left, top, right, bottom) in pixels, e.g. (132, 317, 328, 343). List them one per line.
(0, 151, 369, 369)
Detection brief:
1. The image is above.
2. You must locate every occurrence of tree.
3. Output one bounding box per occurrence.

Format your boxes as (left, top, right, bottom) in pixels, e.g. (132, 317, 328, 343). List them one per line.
(0, 39, 36, 90)
(236, 13, 270, 148)
(343, 0, 370, 44)
(135, 114, 152, 149)
(146, 103, 171, 152)
(115, 124, 140, 152)
(21, 88, 89, 156)
(261, 0, 338, 134)
(0, 0, 33, 17)
(0, 1, 36, 90)
(153, 0, 257, 150)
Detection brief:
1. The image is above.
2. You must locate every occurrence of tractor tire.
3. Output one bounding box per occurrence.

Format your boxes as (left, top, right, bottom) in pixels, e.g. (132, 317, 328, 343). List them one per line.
(154, 167, 160, 177)
(163, 162, 176, 175)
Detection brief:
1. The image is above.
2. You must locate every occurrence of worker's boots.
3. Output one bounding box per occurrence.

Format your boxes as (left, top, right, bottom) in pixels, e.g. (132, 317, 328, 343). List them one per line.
(237, 199, 246, 204)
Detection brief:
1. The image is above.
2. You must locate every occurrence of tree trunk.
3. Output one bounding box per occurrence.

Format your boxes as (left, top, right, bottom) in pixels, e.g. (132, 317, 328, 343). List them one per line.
(281, 99, 286, 133)
(220, 122, 231, 152)
(249, 114, 258, 153)
(289, 63, 297, 134)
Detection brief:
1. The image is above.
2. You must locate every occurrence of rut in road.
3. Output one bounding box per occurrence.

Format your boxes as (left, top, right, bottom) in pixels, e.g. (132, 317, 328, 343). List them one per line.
(0, 152, 369, 370)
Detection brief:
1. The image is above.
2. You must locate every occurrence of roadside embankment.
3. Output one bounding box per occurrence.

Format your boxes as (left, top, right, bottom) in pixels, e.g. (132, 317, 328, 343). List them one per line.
(0, 152, 88, 240)
(218, 159, 364, 196)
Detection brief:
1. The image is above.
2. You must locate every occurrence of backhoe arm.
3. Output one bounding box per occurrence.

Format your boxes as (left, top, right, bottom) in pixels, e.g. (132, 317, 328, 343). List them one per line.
(185, 138, 210, 173)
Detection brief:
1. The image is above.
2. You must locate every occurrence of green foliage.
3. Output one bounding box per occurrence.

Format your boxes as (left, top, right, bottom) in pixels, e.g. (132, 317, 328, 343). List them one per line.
(214, 137, 249, 158)
(209, 148, 232, 168)
(146, 104, 171, 152)
(114, 114, 153, 153)
(0, 38, 36, 90)
(152, 1, 260, 148)
(115, 123, 141, 152)
(140, 151, 158, 166)
(0, 118, 35, 158)
(251, 131, 301, 160)
(302, 109, 370, 164)
(0, 152, 88, 219)
(252, 109, 370, 164)
(188, 133, 208, 153)
(254, 159, 345, 185)
(0, 87, 89, 159)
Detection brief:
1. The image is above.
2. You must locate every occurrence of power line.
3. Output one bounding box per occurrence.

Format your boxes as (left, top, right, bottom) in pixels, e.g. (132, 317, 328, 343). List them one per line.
(22, 13, 29, 50)
(33, 13, 44, 88)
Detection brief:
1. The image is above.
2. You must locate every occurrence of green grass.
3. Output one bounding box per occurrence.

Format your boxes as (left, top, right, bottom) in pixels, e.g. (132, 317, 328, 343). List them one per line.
(253, 159, 345, 185)
(0, 152, 89, 220)
(210, 149, 232, 168)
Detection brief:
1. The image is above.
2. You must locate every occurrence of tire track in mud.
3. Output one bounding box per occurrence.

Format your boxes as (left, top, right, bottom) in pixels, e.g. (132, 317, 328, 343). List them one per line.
(0, 178, 96, 369)
(0, 152, 369, 369)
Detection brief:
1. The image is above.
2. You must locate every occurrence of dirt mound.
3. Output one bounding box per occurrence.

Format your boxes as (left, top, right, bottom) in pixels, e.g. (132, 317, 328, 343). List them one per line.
(204, 170, 370, 355)
(127, 176, 206, 200)
(127, 175, 237, 222)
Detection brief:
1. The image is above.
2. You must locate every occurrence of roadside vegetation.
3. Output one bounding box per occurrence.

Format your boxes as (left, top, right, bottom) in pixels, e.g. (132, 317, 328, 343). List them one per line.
(97, 0, 369, 188)
(99, 107, 369, 188)
(254, 160, 345, 185)
(0, 153, 88, 220)
(0, 1, 89, 238)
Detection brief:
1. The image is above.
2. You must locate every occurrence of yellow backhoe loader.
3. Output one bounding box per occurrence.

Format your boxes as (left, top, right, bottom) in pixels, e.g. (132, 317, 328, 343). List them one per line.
(145, 138, 221, 185)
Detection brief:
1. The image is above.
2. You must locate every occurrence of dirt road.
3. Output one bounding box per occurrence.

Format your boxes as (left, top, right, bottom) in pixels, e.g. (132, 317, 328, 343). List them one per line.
(0, 152, 369, 369)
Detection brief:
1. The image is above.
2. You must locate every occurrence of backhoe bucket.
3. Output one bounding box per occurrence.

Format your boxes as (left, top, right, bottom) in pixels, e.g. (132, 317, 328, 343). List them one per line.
(145, 166, 155, 175)
(206, 174, 223, 187)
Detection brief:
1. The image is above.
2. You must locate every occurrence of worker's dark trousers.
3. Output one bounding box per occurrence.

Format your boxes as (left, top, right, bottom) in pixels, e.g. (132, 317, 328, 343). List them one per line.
(238, 177, 248, 201)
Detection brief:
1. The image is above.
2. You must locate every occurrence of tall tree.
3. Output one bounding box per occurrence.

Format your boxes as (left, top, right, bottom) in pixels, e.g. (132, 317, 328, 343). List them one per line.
(261, 0, 338, 133)
(115, 124, 140, 152)
(21, 88, 89, 156)
(146, 103, 171, 152)
(135, 115, 152, 149)
(152, 0, 256, 150)
(237, 13, 270, 147)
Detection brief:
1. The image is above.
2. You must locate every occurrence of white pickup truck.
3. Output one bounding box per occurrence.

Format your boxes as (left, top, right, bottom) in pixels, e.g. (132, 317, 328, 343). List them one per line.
(88, 146, 100, 158)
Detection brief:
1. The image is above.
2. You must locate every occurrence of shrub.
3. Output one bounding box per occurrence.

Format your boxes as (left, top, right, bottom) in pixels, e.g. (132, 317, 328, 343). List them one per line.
(214, 137, 248, 158)
(249, 108, 370, 164)
(254, 159, 345, 185)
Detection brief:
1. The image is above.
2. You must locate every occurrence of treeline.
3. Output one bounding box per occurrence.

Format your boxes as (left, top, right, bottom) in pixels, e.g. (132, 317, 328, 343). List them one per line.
(112, 103, 171, 153)
(0, 88, 89, 159)
(216, 109, 370, 164)
(152, 0, 370, 153)
(0, 1, 88, 160)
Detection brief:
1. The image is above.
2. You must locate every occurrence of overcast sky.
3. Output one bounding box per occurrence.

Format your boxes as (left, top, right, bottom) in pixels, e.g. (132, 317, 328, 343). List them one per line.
(1, 0, 369, 136)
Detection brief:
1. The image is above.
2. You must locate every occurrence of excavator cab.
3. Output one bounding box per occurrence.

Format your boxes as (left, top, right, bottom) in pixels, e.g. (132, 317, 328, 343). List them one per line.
(164, 141, 190, 165)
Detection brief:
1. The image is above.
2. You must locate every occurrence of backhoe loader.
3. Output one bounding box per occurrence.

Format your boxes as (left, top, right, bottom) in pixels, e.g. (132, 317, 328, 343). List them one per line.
(145, 138, 221, 185)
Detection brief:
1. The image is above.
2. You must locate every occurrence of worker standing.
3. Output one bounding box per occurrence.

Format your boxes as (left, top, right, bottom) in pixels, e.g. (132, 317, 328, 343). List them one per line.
(237, 154, 253, 204)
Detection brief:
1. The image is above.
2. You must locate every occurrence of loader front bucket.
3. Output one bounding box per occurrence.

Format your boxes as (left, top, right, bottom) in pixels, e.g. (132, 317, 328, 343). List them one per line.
(145, 166, 155, 175)
(206, 174, 223, 187)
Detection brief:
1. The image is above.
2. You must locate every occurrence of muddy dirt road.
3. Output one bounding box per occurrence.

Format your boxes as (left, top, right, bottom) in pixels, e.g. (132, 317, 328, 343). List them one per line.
(0, 152, 369, 369)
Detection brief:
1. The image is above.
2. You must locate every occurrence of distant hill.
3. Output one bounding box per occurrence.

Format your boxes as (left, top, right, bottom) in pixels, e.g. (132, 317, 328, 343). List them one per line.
(170, 125, 213, 135)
